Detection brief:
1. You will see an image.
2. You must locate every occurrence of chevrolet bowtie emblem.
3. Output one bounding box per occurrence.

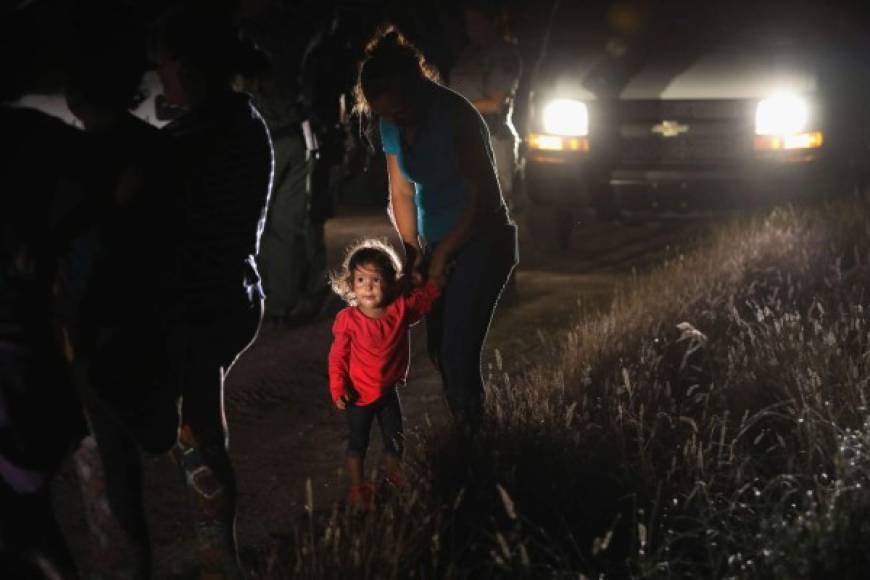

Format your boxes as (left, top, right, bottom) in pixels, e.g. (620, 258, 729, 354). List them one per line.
(651, 120, 689, 138)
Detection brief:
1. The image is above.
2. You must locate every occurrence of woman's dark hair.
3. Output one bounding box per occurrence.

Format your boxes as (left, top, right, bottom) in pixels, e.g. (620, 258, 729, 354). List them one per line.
(150, 0, 243, 88)
(353, 24, 439, 117)
(330, 238, 402, 306)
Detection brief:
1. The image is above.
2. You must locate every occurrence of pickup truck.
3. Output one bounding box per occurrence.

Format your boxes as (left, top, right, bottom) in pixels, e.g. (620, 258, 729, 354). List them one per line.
(520, 2, 870, 247)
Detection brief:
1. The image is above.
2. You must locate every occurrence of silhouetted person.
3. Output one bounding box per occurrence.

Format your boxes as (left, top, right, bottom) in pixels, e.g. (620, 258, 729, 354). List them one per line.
(152, 3, 272, 577)
(0, 106, 88, 580)
(235, 38, 317, 325)
(298, 10, 360, 318)
(63, 2, 181, 576)
(450, 1, 522, 304)
(0, 5, 88, 577)
(450, 1, 521, 208)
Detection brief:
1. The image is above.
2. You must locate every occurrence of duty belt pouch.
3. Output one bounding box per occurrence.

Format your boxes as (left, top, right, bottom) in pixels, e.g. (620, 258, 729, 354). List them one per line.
(302, 119, 318, 155)
(242, 255, 264, 305)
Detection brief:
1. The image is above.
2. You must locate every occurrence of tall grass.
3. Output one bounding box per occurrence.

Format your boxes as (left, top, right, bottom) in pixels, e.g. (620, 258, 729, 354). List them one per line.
(268, 201, 870, 579)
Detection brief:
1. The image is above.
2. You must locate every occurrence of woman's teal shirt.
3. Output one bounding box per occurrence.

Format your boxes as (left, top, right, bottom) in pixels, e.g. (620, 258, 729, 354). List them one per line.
(380, 83, 495, 244)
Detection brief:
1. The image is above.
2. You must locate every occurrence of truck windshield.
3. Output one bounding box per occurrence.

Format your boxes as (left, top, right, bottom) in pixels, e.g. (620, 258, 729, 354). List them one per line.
(542, 0, 850, 63)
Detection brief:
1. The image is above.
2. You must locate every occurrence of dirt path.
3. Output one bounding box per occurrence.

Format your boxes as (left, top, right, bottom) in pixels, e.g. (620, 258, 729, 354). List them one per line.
(51, 206, 717, 578)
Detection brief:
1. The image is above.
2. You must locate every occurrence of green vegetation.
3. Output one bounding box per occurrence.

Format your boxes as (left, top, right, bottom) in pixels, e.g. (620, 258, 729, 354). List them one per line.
(274, 201, 870, 579)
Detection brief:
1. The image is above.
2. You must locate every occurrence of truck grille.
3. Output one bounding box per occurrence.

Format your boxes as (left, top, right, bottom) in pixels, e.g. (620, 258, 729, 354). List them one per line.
(616, 100, 753, 166)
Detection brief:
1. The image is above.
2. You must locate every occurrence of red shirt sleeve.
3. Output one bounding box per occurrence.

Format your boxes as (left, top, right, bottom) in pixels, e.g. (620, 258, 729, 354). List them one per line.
(405, 281, 441, 323)
(328, 310, 352, 402)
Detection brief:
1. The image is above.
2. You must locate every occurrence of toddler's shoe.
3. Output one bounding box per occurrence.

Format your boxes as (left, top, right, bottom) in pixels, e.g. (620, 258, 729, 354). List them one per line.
(381, 469, 408, 491)
(347, 482, 375, 510)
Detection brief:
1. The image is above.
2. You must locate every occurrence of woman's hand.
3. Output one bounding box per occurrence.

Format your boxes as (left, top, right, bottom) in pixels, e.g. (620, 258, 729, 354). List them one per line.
(427, 251, 449, 289)
(334, 395, 348, 411)
(402, 241, 426, 286)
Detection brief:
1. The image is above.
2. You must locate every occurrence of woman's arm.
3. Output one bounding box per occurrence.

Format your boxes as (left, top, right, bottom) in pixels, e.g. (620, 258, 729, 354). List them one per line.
(427, 107, 502, 282)
(386, 154, 424, 282)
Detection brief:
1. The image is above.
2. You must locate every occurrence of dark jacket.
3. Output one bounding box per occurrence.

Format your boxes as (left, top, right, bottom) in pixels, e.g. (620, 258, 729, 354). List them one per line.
(164, 91, 273, 321)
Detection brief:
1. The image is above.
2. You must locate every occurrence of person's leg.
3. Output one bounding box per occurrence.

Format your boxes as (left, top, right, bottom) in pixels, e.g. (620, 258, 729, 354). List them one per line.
(258, 228, 305, 319)
(345, 404, 371, 485)
(374, 390, 404, 486)
(172, 303, 261, 578)
(287, 218, 327, 321)
(75, 393, 151, 579)
(174, 360, 239, 578)
(346, 454, 364, 488)
(1, 341, 81, 578)
(436, 230, 518, 433)
(493, 137, 521, 304)
(298, 219, 330, 315)
(345, 402, 375, 507)
(493, 137, 517, 209)
(258, 135, 311, 319)
(425, 287, 446, 373)
(1, 480, 80, 579)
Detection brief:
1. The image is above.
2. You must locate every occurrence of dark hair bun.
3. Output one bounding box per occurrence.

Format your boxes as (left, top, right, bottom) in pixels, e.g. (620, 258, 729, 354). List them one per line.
(378, 30, 402, 50)
(353, 24, 440, 117)
(365, 26, 408, 58)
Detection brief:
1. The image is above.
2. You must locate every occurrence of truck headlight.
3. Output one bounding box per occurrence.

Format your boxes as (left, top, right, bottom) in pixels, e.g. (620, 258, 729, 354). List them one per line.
(755, 94, 809, 136)
(754, 94, 823, 152)
(542, 99, 589, 136)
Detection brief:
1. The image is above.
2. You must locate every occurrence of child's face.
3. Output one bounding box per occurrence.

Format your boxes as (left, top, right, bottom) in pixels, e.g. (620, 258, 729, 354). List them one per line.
(353, 263, 388, 310)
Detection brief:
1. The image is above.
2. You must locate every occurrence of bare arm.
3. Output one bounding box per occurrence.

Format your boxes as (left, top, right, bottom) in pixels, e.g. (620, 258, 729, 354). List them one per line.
(386, 154, 423, 281)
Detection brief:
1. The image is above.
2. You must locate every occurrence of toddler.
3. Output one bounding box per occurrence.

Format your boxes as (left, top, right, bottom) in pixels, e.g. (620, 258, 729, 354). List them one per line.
(328, 239, 441, 508)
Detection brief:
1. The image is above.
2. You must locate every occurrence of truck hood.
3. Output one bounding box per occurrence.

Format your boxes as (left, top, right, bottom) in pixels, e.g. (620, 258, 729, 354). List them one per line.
(545, 49, 818, 101)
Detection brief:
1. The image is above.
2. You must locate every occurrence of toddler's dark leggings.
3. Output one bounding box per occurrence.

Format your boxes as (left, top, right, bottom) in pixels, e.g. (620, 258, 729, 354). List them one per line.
(346, 389, 403, 458)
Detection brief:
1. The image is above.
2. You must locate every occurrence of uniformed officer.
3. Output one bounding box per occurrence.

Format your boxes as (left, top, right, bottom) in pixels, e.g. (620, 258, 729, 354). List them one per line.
(449, 1, 522, 207)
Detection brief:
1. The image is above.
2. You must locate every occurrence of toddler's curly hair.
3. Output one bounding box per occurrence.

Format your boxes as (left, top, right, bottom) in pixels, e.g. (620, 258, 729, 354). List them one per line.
(330, 238, 403, 306)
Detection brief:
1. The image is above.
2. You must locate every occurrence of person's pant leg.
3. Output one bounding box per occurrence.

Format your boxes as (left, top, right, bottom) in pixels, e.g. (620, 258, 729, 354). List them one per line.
(430, 229, 518, 431)
(374, 390, 404, 457)
(258, 135, 312, 318)
(172, 300, 262, 578)
(258, 228, 305, 317)
(346, 402, 376, 459)
(493, 137, 517, 203)
(75, 395, 151, 579)
(303, 220, 328, 299)
(0, 341, 81, 578)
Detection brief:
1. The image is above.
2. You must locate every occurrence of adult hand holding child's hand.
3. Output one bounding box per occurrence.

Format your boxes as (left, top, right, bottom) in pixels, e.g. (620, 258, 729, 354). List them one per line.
(402, 242, 426, 287)
(427, 252, 449, 289)
(410, 268, 426, 287)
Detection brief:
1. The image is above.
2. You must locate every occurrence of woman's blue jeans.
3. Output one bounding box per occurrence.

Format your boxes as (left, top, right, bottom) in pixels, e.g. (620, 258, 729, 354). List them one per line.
(426, 224, 518, 432)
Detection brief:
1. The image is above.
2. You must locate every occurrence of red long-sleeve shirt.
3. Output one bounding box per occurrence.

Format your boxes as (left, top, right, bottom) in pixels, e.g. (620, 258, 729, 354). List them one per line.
(328, 283, 440, 406)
